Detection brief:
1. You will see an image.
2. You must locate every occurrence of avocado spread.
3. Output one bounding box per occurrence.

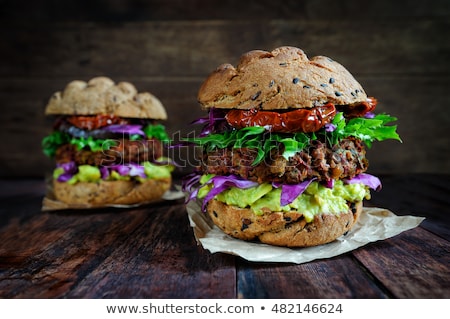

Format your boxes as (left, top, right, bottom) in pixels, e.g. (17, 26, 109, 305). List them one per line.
(197, 175, 370, 222)
(53, 161, 173, 184)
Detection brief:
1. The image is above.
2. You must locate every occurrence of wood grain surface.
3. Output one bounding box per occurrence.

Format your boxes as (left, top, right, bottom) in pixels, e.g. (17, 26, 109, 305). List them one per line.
(0, 174, 448, 299)
(0, 184, 235, 298)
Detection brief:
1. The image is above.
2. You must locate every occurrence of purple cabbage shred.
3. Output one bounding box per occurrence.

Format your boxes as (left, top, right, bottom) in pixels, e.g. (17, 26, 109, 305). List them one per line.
(103, 124, 145, 137)
(273, 179, 316, 206)
(345, 173, 382, 191)
(56, 161, 78, 182)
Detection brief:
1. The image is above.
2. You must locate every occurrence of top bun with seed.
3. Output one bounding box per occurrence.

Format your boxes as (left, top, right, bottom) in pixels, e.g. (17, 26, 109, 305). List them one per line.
(45, 76, 167, 120)
(198, 46, 367, 110)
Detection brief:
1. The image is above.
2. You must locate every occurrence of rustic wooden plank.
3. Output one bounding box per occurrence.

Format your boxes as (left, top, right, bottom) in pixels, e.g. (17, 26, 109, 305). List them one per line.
(0, 176, 448, 298)
(0, 192, 235, 298)
(352, 227, 450, 298)
(0, 197, 151, 298)
(66, 204, 236, 298)
(237, 255, 388, 298)
(1, 19, 448, 78)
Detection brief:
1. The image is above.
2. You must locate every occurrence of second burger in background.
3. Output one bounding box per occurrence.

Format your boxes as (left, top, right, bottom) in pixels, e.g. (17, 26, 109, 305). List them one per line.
(42, 76, 173, 207)
(183, 46, 401, 247)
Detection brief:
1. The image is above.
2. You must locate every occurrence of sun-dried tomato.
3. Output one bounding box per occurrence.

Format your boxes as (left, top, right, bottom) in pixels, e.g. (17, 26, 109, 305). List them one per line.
(66, 114, 129, 130)
(340, 97, 377, 118)
(225, 103, 337, 133)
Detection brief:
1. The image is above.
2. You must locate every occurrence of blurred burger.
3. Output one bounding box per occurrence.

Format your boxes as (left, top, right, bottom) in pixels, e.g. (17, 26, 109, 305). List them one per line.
(42, 76, 173, 206)
(183, 47, 401, 247)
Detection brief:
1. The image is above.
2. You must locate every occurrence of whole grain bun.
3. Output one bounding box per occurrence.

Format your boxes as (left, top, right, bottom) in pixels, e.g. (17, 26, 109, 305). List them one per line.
(53, 177, 171, 206)
(45, 76, 167, 119)
(198, 46, 367, 110)
(206, 199, 362, 247)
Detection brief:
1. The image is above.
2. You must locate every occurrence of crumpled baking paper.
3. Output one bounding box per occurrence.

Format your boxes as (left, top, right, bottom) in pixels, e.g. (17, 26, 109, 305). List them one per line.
(42, 188, 185, 211)
(186, 199, 425, 264)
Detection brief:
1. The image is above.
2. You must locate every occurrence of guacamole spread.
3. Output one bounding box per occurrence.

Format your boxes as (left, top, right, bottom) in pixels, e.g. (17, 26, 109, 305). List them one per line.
(197, 175, 370, 223)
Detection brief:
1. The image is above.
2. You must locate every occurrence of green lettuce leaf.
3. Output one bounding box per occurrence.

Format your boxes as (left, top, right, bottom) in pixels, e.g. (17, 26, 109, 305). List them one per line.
(42, 123, 170, 158)
(69, 136, 116, 152)
(185, 126, 313, 165)
(42, 131, 71, 157)
(187, 112, 401, 166)
(143, 123, 170, 143)
(42, 131, 116, 157)
(327, 113, 402, 148)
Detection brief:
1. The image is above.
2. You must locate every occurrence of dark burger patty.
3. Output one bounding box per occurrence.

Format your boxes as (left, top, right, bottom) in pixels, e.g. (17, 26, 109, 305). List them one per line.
(201, 138, 368, 184)
(55, 138, 163, 166)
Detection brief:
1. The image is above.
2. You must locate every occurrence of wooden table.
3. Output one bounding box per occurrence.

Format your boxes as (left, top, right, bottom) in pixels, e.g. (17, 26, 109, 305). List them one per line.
(0, 174, 448, 298)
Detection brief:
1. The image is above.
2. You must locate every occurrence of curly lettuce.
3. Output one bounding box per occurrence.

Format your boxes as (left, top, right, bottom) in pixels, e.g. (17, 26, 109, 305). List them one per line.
(42, 123, 170, 158)
(326, 112, 401, 148)
(186, 112, 401, 166)
(42, 131, 116, 157)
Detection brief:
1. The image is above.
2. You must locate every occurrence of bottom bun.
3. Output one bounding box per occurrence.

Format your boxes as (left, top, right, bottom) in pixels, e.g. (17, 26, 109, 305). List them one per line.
(206, 199, 362, 247)
(53, 177, 171, 206)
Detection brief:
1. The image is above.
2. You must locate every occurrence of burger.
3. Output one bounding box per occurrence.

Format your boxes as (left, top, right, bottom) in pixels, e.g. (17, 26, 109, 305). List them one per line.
(42, 76, 173, 207)
(183, 46, 401, 247)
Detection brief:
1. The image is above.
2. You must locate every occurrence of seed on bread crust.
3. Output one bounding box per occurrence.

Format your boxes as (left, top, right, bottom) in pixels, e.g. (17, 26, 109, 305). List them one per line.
(198, 46, 367, 110)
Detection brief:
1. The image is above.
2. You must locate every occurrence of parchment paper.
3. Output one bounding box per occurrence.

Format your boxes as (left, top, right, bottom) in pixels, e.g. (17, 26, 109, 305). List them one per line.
(186, 199, 425, 264)
(42, 187, 185, 211)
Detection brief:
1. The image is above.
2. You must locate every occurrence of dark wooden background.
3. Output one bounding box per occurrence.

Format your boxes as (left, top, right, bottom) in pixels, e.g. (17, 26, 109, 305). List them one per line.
(1, 0, 449, 178)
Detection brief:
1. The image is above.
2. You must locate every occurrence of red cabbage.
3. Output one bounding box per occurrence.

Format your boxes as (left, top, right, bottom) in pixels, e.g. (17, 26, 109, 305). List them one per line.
(364, 112, 375, 119)
(191, 108, 229, 136)
(100, 166, 109, 180)
(128, 164, 146, 178)
(202, 175, 258, 211)
(103, 124, 145, 137)
(56, 161, 78, 182)
(324, 179, 335, 189)
(183, 173, 316, 210)
(187, 187, 200, 203)
(201, 175, 258, 211)
(183, 172, 382, 213)
(181, 172, 202, 193)
(273, 179, 316, 206)
(181, 172, 202, 203)
(324, 123, 337, 132)
(57, 173, 74, 182)
(57, 161, 77, 174)
(110, 163, 146, 178)
(56, 161, 151, 182)
(111, 165, 130, 176)
(345, 173, 382, 191)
